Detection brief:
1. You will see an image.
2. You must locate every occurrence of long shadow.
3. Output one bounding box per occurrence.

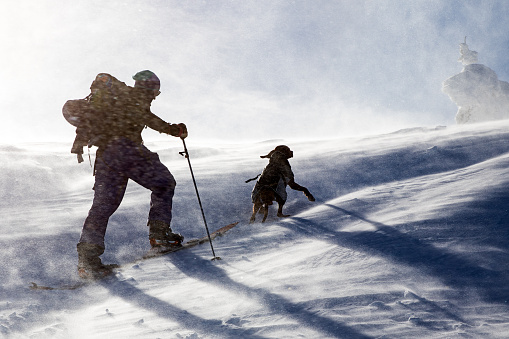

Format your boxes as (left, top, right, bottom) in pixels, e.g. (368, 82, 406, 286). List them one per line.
(5, 230, 264, 338)
(287, 203, 509, 305)
(100, 277, 268, 339)
(167, 253, 373, 339)
(0, 231, 118, 336)
(404, 189, 509, 250)
(2, 231, 81, 288)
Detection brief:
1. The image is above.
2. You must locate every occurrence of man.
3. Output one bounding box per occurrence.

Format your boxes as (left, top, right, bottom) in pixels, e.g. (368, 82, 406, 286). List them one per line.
(76, 70, 187, 279)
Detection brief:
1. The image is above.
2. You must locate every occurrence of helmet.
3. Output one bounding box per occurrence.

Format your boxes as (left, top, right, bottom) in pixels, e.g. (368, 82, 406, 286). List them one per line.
(133, 70, 160, 91)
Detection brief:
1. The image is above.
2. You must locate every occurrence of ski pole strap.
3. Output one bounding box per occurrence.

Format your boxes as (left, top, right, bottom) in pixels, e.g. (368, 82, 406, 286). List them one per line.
(245, 174, 261, 183)
(177, 125, 184, 138)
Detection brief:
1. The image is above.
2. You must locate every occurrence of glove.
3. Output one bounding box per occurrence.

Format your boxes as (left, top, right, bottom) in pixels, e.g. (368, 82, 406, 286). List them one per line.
(168, 123, 188, 139)
(178, 123, 188, 139)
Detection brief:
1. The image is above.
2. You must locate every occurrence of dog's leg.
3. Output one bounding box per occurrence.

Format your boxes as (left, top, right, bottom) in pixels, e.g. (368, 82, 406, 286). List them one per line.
(276, 202, 290, 218)
(259, 188, 275, 223)
(261, 203, 269, 223)
(288, 180, 315, 201)
(250, 200, 262, 223)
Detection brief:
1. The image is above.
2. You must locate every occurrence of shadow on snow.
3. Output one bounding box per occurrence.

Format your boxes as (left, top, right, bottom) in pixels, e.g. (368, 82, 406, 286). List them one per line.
(100, 277, 268, 339)
(166, 253, 373, 339)
(284, 191, 509, 306)
(100, 256, 373, 339)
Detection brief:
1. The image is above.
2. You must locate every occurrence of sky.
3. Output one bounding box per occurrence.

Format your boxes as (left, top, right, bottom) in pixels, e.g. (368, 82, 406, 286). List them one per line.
(2, 0, 509, 144)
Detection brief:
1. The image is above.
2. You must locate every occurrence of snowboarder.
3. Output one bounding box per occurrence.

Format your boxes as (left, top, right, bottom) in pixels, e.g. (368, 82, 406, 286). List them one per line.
(75, 70, 188, 279)
(249, 145, 315, 223)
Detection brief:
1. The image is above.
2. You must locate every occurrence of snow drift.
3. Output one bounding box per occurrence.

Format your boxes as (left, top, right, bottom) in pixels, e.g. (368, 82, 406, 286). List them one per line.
(2, 121, 509, 338)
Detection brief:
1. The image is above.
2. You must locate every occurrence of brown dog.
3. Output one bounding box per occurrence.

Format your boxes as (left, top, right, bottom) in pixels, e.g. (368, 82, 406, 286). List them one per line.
(249, 145, 315, 223)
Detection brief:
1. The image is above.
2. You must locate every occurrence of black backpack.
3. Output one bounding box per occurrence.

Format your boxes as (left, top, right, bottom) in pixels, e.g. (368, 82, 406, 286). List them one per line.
(63, 73, 129, 162)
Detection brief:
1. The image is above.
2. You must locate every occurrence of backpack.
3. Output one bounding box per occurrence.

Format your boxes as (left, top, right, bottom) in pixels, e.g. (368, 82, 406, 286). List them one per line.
(63, 73, 129, 162)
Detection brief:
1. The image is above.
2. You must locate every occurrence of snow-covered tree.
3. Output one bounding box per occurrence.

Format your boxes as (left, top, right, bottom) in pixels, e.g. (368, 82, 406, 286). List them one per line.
(442, 38, 509, 124)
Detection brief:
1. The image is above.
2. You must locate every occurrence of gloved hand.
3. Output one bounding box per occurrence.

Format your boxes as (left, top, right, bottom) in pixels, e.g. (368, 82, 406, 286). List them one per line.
(169, 123, 188, 139)
(178, 123, 188, 139)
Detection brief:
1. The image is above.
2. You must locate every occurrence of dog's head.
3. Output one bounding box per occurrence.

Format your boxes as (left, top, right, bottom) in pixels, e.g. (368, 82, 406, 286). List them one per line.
(261, 145, 293, 159)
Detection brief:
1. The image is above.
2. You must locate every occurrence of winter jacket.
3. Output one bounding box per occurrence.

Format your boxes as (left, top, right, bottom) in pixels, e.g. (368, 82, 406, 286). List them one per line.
(72, 86, 171, 154)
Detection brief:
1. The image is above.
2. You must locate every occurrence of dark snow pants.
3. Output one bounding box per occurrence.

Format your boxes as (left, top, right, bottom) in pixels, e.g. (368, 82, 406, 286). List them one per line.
(78, 138, 176, 248)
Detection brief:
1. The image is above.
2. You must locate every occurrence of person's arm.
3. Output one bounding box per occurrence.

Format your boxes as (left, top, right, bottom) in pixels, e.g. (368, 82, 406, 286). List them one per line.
(127, 88, 188, 138)
(144, 110, 187, 138)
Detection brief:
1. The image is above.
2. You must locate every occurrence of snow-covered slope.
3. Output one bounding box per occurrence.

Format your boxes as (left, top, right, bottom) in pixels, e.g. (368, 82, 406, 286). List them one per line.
(2, 121, 509, 338)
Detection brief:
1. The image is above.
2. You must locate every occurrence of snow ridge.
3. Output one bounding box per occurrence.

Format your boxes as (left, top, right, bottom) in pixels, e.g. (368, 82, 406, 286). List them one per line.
(2, 121, 509, 338)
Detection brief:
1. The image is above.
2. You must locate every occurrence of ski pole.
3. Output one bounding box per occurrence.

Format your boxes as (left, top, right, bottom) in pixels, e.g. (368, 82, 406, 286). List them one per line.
(179, 138, 221, 261)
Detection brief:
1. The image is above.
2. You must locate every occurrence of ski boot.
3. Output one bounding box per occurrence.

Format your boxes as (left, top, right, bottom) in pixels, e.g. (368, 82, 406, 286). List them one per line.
(148, 220, 184, 249)
(77, 243, 118, 280)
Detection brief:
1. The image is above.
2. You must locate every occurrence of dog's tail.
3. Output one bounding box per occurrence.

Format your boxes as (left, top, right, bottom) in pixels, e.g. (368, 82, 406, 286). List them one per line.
(245, 174, 261, 183)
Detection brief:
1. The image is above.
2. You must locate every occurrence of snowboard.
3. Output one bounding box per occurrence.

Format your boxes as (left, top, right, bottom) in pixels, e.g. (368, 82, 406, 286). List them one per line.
(29, 222, 239, 291)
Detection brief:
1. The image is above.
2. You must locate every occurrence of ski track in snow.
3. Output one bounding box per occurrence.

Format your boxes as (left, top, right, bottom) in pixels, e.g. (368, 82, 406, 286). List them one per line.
(2, 121, 509, 338)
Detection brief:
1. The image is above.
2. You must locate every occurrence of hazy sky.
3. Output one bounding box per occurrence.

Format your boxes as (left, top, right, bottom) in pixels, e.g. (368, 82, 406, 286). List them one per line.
(2, 0, 509, 144)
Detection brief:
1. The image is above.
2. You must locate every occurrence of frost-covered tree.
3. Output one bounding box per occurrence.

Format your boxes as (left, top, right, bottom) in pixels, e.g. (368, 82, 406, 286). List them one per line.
(442, 38, 509, 124)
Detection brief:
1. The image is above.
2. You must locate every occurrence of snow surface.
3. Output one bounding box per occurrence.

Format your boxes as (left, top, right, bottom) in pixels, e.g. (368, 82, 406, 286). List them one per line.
(3, 120, 509, 338)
